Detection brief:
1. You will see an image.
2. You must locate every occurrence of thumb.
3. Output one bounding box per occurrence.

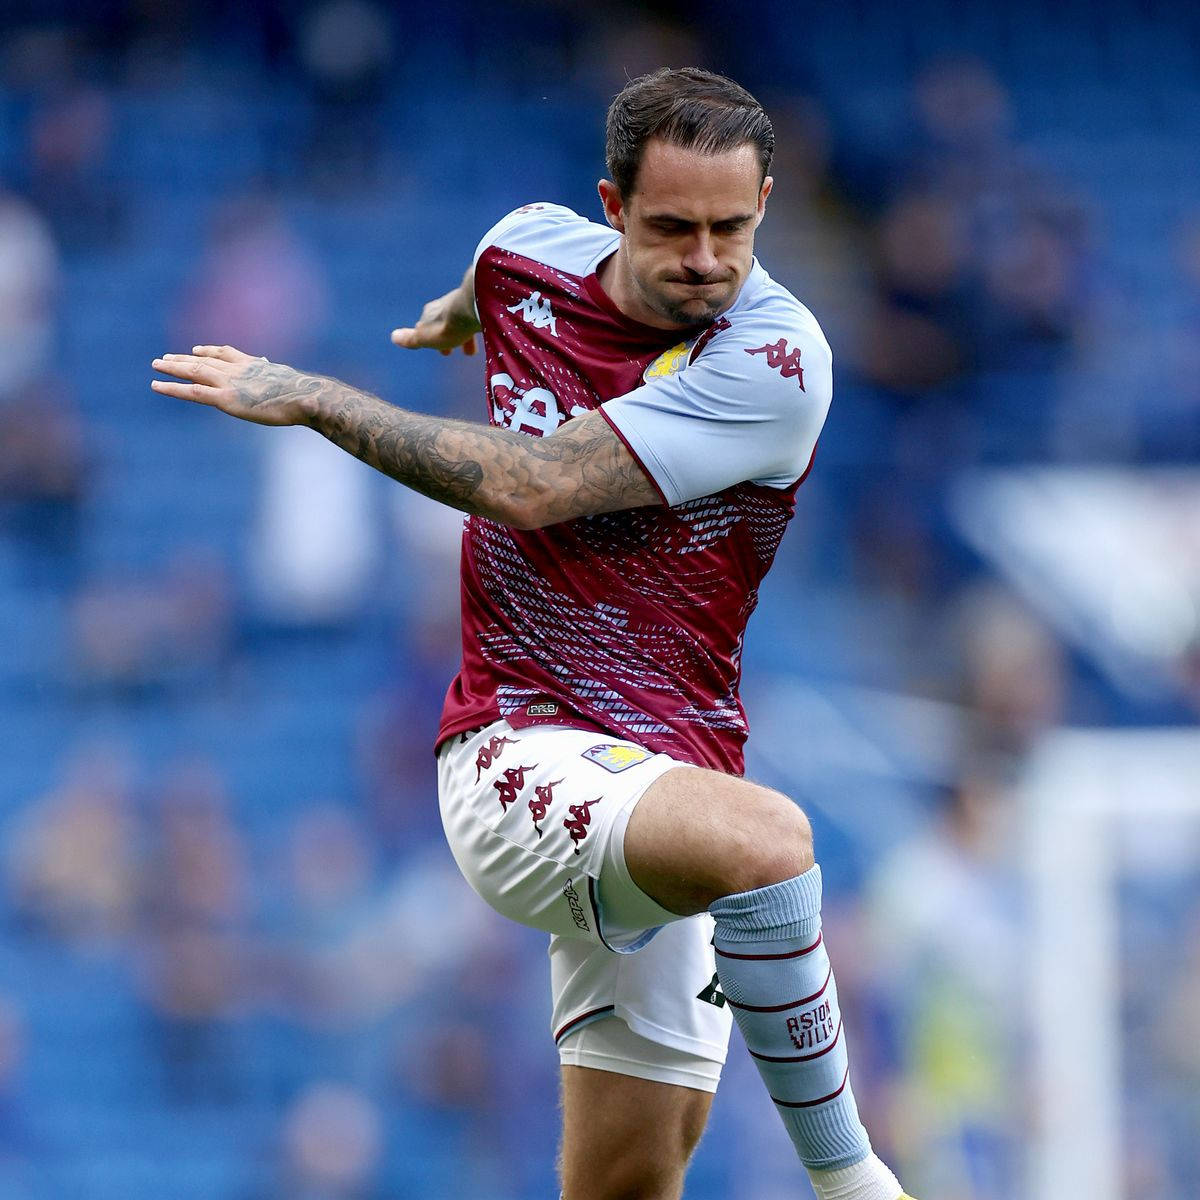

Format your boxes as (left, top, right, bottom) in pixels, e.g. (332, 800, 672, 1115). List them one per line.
(391, 327, 419, 347)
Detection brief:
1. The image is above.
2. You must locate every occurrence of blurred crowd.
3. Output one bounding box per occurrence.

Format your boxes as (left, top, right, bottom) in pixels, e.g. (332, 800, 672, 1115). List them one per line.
(1, 1, 1199, 1197)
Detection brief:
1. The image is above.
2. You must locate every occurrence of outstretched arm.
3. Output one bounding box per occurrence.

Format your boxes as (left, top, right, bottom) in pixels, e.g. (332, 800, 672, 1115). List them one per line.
(150, 345, 658, 529)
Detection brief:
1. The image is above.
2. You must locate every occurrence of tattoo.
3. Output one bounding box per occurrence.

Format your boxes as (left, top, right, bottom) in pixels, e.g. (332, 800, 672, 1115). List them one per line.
(288, 372, 657, 528)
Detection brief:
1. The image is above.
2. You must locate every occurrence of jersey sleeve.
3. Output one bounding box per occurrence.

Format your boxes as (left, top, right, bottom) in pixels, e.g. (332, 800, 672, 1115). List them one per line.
(471, 203, 586, 319)
(598, 318, 833, 506)
(472, 203, 581, 266)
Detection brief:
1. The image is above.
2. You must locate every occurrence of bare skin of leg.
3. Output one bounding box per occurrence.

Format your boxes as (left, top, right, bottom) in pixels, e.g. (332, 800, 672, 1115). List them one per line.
(560, 1064, 713, 1200)
(555, 770, 814, 1198)
(623, 766, 815, 915)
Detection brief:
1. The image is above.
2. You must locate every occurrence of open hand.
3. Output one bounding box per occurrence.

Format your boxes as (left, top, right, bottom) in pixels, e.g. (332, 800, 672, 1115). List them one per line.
(151, 345, 318, 426)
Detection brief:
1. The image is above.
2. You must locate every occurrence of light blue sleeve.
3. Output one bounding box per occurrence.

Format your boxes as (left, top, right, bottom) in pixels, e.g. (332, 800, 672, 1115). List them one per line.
(599, 319, 833, 507)
(471, 203, 580, 266)
(470, 203, 589, 320)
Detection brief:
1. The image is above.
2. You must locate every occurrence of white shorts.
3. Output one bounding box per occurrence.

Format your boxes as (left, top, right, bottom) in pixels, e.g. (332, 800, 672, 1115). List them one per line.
(437, 720, 732, 1089)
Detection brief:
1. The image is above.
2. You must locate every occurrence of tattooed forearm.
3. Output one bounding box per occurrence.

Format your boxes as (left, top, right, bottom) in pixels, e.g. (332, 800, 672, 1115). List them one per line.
(316, 384, 487, 512)
(303, 375, 658, 528)
(152, 349, 651, 525)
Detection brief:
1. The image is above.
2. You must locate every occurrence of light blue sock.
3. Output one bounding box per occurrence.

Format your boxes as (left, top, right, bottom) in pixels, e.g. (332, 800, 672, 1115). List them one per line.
(709, 865, 872, 1171)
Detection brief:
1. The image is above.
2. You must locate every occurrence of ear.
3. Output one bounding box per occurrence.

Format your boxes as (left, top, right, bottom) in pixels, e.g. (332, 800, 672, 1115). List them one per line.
(755, 176, 773, 228)
(597, 179, 627, 233)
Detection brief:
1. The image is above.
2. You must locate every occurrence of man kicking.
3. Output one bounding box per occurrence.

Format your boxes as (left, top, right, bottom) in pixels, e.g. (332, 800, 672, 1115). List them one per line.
(153, 66, 916, 1200)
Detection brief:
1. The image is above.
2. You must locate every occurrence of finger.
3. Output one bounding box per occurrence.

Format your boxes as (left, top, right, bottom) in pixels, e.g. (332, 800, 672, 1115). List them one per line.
(391, 327, 420, 348)
(150, 379, 224, 407)
(151, 355, 228, 388)
(191, 344, 247, 362)
(152, 356, 226, 387)
(461, 336, 477, 356)
(439, 348, 452, 356)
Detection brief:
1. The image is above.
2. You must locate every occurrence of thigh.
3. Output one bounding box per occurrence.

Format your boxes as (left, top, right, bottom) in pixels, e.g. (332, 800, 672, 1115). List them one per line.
(623, 762, 813, 915)
(561, 1056, 713, 1200)
(437, 721, 682, 947)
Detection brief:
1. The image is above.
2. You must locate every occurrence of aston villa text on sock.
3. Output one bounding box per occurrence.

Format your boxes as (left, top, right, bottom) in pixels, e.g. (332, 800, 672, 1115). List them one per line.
(787, 1002, 837, 1052)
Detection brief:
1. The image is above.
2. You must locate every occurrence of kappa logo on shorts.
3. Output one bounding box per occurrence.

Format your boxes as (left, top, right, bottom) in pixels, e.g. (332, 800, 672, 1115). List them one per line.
(475, 735, 518, 782)
(493, 764, 537, 812)
(528, 779, 562, 838)
(564, 797, 603, 854)
(581, 743, 653, 773)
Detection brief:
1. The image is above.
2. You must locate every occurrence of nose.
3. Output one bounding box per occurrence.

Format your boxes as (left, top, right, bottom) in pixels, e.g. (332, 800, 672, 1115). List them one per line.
(681, 232, 719, 279)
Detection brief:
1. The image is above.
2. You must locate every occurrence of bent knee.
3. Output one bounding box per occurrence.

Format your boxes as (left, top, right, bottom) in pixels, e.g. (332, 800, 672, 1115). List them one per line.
(733, 794, 814, 891)
(623, 770, 816, 913)
(686, 787, 815, 901)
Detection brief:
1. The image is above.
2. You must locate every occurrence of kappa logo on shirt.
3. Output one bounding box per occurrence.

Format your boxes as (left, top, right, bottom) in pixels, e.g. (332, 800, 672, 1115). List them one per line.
(581, 743, 654, 773)
(507, 290, 559, 336)
(745, 337, 805, 390)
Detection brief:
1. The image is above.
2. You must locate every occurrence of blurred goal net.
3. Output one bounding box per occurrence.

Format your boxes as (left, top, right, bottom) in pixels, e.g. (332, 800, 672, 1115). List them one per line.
(1024, 728, 1200, 1200)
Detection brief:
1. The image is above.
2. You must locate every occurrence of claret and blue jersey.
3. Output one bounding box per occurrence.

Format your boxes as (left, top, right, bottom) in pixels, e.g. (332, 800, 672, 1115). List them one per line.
(437, 203, 834, 775)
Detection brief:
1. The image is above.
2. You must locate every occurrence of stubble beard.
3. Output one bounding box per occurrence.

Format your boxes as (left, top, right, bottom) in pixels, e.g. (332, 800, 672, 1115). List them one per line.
(639, 275, 733, 332)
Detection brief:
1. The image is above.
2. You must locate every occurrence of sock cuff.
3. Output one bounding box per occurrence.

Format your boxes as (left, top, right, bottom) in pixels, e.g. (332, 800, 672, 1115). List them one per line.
(709, 864, 823, 941)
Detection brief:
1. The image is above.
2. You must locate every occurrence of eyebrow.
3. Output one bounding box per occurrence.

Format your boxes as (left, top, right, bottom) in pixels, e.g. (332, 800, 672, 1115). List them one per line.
(644, 212, 756, 227)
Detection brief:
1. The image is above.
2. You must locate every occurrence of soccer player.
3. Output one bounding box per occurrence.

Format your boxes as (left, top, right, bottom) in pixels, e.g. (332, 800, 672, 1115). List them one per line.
(153, 68, 916, 1200)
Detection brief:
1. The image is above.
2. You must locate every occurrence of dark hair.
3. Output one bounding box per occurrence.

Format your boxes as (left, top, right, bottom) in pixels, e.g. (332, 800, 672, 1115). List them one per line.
(605, 67, 774, 197)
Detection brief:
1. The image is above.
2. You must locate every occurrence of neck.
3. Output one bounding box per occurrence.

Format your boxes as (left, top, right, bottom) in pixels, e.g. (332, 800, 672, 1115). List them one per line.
(596, 244, 690, 331)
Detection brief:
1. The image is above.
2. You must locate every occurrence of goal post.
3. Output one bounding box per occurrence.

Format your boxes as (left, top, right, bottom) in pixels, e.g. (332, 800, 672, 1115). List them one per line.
(1022, 728, 1200, 1200)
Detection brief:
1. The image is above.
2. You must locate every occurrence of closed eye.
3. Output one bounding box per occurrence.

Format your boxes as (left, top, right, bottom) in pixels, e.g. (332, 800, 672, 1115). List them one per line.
(647, 216, 753, 235)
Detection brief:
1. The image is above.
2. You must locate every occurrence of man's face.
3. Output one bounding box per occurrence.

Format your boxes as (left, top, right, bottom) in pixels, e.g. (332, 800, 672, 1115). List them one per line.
(599, 138, 772, 330)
